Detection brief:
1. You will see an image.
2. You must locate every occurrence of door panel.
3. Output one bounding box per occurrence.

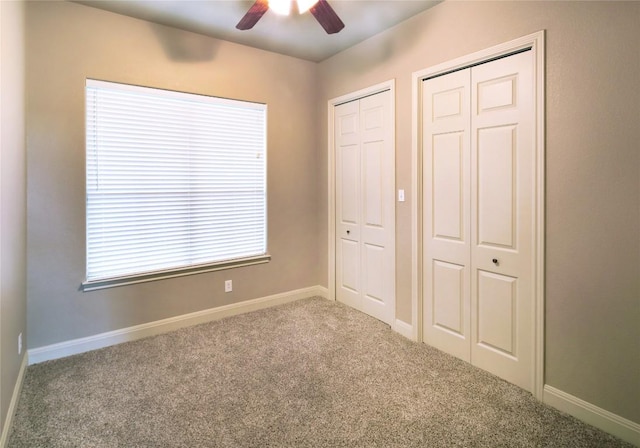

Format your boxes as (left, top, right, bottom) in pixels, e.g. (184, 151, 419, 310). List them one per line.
(433, 132, 464, 241)
(477, 270, 517, 356)
(423, 70, 471, 362)
(336, 101, 361, 311)
(364, 243, 385, 303)
(433, 260, 465, 335)
(477, 125, 516, 248)
(363, 141, 383, 228)
(335, 90, 395, 325)
(340, 144, 360, 225)
(470, 51, 534, 391)
(433, 87, 464, 119)
(341, 239, 360, 295)
(477, 75, 517, 112)
(360, 91, 394, 324)
(363, 106, 383, 131)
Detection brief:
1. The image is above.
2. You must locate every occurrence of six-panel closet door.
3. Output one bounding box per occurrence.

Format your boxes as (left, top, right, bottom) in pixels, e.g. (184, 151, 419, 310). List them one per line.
(422, 51, 535, 391)
(335, 90, 395, 325)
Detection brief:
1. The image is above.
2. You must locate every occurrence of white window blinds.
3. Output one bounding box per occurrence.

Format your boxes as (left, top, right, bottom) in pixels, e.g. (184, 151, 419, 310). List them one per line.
(84, 79, 267, 288)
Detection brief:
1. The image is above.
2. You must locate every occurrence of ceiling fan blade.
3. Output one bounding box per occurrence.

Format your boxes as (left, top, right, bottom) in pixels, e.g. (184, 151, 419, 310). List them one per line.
(309, 0, 345, 34)
(236, 0, 269, 30)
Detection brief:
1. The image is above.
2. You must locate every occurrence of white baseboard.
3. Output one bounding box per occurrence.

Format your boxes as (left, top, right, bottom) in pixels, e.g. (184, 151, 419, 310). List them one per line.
(543, 385, 640, 446)
(0, 353, 27, 448)
(393, 319, 415, 340)
(315, 285, 329, 299)
(28, 285, 326, 365)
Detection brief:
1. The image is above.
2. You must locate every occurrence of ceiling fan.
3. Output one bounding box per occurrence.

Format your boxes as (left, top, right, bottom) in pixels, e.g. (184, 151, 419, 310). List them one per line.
(236, 0, 345, 34)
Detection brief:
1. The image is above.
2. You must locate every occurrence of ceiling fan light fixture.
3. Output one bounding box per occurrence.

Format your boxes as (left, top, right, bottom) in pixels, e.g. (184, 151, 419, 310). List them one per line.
(268, 0, 291, 16)
(297, 0, 319, 14)
(236, 0, 343, 34)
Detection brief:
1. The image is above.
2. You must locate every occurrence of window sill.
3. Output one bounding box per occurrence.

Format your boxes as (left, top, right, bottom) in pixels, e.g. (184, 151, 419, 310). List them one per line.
(81, 254, 271, 292)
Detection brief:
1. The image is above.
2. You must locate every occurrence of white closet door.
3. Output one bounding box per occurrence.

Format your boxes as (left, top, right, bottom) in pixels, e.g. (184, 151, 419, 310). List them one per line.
(335, 90, 395, 325)
(422, 50, 535, 392)
(422, 70, 472, 361)
(470, 51, 534, 391)
(336, 100, 361, 312)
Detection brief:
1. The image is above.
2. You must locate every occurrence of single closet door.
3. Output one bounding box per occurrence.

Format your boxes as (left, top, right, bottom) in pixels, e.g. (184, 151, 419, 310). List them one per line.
(422, 69, 472, 362)
(422, 51, 535, 391)
(335, 90, 395, 325)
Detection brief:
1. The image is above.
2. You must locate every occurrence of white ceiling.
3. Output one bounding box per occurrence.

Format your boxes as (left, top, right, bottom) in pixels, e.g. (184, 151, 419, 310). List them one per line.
(74, 0, 441, 62)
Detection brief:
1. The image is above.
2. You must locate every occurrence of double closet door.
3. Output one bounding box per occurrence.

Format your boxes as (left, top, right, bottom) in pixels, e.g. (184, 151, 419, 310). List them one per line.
(422, 51, 535, 391)
(335, 90, 395, 325)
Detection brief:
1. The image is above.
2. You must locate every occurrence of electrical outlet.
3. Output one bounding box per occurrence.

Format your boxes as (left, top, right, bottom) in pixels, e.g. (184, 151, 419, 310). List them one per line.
(225, 280, 233, 293)
(18, 333, 22, 355)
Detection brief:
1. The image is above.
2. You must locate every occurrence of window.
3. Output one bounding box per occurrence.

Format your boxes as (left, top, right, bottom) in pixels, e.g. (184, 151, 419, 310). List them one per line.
(83, 80, 268, 291)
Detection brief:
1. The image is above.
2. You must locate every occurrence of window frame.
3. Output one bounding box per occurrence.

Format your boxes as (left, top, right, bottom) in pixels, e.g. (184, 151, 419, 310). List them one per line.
(82, 79, 270, 292)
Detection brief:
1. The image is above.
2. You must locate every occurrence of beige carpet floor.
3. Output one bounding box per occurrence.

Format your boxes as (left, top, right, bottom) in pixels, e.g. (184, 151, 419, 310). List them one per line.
(8, 297, 632, 447)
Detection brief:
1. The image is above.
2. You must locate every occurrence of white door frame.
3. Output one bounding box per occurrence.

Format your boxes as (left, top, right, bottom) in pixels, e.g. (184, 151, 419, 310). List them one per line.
(411, 31, 545, 399)
(328, 79, 396, 325)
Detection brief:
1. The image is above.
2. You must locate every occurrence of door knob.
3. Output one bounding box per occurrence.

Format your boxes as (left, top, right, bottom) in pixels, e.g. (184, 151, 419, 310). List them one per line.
(492, 258, 499, 265)
(347, 230, 350, 234)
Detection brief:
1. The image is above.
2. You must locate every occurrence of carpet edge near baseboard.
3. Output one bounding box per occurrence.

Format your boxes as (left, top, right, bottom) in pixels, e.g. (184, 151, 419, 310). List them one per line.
(0, 353, 27, 448)
(543, 385, 640, 447)
(27, 285, 330, 366)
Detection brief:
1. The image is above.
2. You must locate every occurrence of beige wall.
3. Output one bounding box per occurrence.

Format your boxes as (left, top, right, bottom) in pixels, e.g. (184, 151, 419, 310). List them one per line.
(318, 1, 640, 424)
(1, 0, 28, 432)
(26, 1, 320, 348)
